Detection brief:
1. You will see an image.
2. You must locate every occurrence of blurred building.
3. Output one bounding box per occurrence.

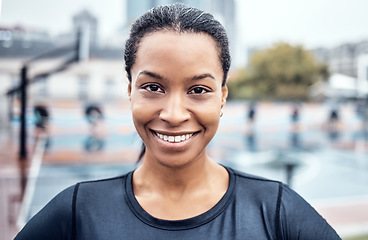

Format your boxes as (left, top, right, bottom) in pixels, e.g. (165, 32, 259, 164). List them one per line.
(357, 50, 368, 98)
(73, 10, 98, 47)
(0, 8, 126, 99)
(312, 41, 368, 78)
(0, 10, 128, 130)
(310, 41, 368, 100)
(309, 73, 364, 100)
(358, 51, 368, 82)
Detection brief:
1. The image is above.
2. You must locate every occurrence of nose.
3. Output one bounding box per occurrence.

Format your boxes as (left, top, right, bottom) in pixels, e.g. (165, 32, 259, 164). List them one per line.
(159, 93, 190, 126)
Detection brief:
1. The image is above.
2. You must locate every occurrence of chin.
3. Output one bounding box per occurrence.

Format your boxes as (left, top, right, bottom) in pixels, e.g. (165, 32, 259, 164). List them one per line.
(148, 149, 206, 170)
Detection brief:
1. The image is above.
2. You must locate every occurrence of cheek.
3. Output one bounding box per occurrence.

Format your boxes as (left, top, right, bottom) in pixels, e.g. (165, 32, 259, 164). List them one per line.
(200, 110, 221, 128)
(130, 97, 156, 129)
(192, 99, 222, 130)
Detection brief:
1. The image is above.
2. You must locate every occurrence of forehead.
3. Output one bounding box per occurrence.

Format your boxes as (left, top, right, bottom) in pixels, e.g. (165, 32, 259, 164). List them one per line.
(139, 30, 218, 47)
(139, 30, 219, 56)
(133, 31, 222, 77)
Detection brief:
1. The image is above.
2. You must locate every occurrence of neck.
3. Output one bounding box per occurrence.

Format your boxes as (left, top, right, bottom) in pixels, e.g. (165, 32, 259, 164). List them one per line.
(133, 153, 223, 198)
(132, 152, 229, 220)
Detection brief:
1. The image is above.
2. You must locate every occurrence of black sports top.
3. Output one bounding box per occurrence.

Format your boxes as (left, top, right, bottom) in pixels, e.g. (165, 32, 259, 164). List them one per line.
(15, 167, 341, 239)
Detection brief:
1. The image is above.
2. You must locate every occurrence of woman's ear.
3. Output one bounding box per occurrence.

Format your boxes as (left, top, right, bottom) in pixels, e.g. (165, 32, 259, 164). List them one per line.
(221, 85, 228, 108)
(127, 82, 132, 101)
(126, 72, 132, 101)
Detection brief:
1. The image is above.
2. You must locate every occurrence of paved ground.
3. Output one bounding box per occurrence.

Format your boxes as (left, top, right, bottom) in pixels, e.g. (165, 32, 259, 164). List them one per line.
(1, 99, 368, 239)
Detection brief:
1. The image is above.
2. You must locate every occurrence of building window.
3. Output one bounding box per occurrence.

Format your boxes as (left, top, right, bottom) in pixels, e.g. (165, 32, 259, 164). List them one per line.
(10, 74, 20, 98)
(2, 39, 13, 48)
(36, 76, 48, 97)
(78, 75, 89, 99)
(10, 74, 19, 88)
(105, 79, 115, 99)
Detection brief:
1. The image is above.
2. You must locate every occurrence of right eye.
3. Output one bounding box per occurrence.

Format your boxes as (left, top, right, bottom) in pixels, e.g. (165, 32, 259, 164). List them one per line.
(142, 84, 164, 93)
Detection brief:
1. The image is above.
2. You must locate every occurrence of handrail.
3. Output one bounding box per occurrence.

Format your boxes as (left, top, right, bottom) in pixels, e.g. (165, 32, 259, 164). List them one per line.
(16, 132, 47, 229)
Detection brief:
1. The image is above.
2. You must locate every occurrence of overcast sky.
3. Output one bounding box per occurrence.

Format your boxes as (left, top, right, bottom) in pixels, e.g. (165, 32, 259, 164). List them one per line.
(1, 0, 368, 49)
(238, 0, 368, 49)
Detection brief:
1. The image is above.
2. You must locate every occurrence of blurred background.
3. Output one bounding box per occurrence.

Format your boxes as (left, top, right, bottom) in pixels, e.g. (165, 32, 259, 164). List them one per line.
(1, 0, 368, 239)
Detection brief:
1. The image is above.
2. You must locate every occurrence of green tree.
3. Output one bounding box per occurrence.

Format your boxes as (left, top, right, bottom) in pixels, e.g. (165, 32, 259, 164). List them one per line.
(228, 43, 329, 101)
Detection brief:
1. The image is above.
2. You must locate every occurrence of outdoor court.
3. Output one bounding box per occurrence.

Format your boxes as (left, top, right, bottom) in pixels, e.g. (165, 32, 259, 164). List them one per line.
(1, 100, 368, 239)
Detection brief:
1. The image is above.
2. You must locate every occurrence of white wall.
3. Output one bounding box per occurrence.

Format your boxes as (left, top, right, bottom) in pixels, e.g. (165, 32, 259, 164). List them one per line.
(0, 73, 11, 130)
(357, 53, 368, 97)
(27, 59, 128, 100)
(0, 66, 19, 130)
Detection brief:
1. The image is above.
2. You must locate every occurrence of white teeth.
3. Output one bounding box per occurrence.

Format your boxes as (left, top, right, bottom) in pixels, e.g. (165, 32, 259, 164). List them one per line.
(156, 132, 194, 143)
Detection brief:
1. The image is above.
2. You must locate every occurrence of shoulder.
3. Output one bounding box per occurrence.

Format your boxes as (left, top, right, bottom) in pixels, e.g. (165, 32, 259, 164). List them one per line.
(15, 185, 76, 239)
(74, 173, 130, 203)
(77, 174, 128, 191)
(15, 172, 132, 240)
(227, 167, 283, 218)
(228, 167, 316, 216)
(231, 167, 280, 184)
(227, 168, 341, 239)
(72, 173, 131, 209)
(230, 167, 282, 198)
(278, 185, 341, 239)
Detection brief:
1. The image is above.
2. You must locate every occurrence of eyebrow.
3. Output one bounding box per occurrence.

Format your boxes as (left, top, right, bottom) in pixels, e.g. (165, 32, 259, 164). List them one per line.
(188, 73, 216, 82)
(137, 71, 215, 82)
(137, 71, 166, 80)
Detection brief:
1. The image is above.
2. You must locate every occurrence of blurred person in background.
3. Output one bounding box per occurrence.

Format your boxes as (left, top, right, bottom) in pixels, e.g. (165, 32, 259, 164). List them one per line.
(363, 97, 368, 143)
(328, 101, 340, 131)
(291, 103, 300, 128)
(84, 103, 104, 132)
(84, 103, 106, 152)
(33, 103, 49, 132)
(247, 101, 256, 123)
(15, 3, 341, 239)
(33, 103, 51, 150)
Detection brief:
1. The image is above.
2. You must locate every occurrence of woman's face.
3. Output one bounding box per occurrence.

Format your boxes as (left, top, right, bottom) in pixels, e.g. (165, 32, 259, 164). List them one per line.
(128, 31, 228, 168)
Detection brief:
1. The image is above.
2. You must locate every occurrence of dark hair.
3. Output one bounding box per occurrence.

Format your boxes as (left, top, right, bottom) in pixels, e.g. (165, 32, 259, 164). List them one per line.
(124, 3, 231, 86)
(124, 3, 231, 162)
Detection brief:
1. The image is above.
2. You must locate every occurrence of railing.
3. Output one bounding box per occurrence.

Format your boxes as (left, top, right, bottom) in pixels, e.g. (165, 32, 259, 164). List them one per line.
(0, 131, 47, 240)
(16, 133, 47, 229)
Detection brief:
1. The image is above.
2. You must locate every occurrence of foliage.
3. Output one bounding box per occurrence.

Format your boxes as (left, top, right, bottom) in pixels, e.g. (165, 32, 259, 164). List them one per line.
(345, 235, 368, 240)
(228, 42, 329, 101)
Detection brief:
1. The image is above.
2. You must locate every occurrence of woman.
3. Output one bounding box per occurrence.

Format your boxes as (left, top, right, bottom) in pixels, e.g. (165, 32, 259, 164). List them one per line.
(15, 3, 341, 239)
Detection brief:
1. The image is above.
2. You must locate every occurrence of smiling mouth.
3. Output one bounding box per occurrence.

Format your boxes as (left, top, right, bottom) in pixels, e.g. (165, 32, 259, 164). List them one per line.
(152, 131, 197, 143)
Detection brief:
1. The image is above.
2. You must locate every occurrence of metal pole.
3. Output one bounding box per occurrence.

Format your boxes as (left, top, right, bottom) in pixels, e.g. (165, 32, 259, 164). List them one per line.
(15, 29, 84, 160)
(286, 164, 294, 187)
(20, 65, 28, 160)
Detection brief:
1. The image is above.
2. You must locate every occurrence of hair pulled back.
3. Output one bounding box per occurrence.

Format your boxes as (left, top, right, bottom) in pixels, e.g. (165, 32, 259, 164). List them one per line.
(124, 3, 231, 86)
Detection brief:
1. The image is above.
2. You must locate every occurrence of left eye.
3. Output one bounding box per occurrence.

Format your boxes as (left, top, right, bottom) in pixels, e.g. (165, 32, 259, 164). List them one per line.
(188, 87, 208, 94)
(143, 84, 164, 93)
